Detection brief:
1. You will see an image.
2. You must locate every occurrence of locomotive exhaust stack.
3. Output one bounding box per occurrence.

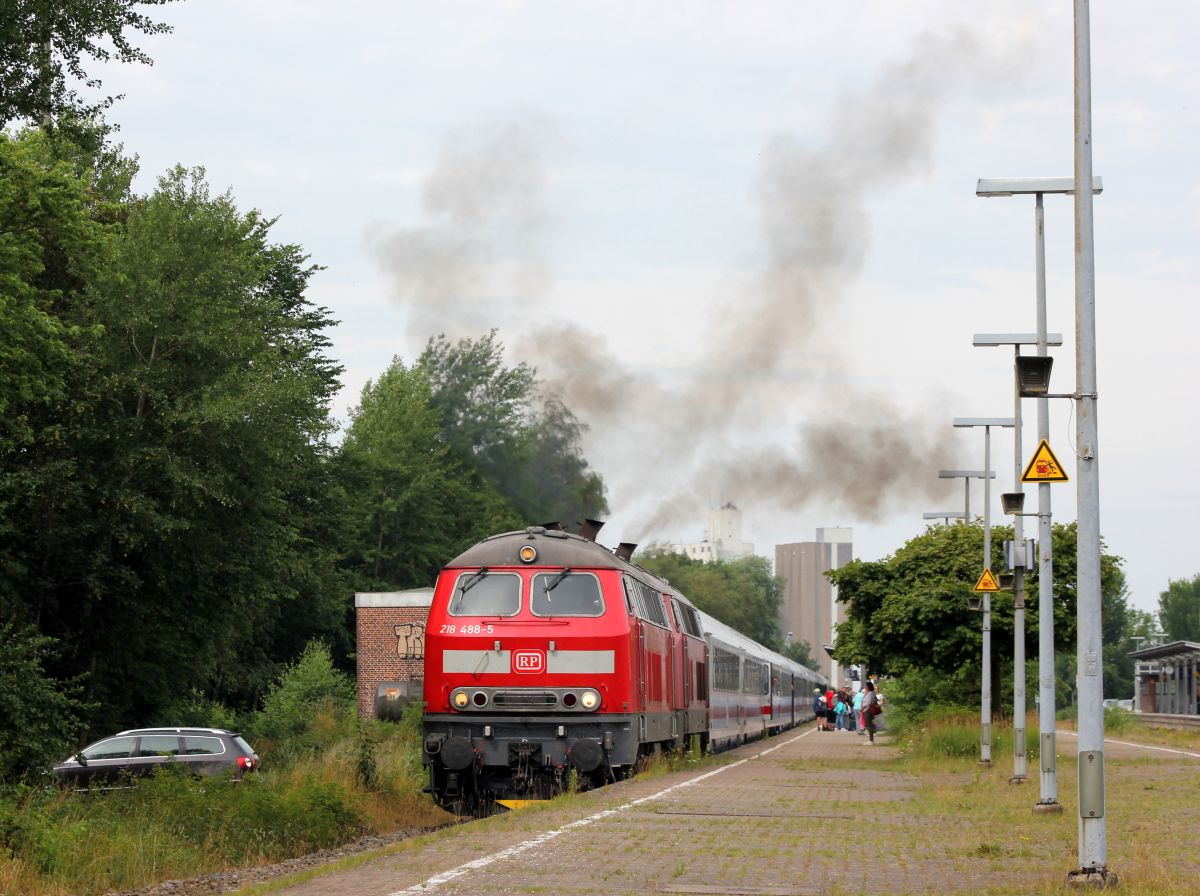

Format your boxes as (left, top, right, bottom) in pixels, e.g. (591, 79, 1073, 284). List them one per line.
(578, 519, 605, 541)
(615, 542, 637, 562)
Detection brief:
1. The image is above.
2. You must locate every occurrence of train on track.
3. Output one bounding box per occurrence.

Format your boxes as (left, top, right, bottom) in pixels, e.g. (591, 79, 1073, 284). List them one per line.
(419, 522, 826, 812)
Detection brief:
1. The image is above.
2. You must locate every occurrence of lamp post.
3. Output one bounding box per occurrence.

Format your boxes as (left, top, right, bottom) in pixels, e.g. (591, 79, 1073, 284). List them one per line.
(977, 179, 1100, 813)
(973, 333, 1064, 787)
(936, 469, 997, 523)
(953, 418, 1014, 766)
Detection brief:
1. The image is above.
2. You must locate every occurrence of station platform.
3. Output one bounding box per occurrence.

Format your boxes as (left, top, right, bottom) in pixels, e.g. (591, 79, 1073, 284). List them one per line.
(267, 723, 1200, 896)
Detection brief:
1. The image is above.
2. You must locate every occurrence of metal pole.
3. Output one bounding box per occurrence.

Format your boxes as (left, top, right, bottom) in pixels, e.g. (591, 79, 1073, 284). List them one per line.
(964, 478, 971, 523)
(1034, 193, 1061, 812)
(1070, 0, 1112, 883)
(982, 426, 992, 765)
(1011, 352, 1027, 783)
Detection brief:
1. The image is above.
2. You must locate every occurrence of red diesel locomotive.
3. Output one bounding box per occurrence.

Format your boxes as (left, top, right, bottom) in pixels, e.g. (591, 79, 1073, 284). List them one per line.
(421, 523, 824, 811)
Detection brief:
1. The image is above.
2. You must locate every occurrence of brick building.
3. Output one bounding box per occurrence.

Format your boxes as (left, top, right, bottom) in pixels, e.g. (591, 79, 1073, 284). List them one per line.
(354, 589, 433, 718)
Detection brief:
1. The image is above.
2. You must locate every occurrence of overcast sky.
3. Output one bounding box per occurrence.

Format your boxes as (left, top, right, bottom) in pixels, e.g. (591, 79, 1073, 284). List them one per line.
(91, 1, 1198, 616)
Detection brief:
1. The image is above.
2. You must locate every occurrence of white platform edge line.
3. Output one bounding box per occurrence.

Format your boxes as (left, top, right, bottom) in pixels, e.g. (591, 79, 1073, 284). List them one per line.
(1056, 728, 1200, 759)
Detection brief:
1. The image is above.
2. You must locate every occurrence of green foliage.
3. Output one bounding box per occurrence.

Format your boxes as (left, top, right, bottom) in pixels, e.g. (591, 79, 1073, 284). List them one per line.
(339, 355, 522, 590)
(1, 144, 350, 735)
(780, 639, 814, 669)
(0, 1, 173, 128)
(831, 522, 1128, 707)
(0, 625, 85, 781)
(1158, 573, 1200, 642)
(637, 551, 785, 649)
(153, 688, 241, 731)
(1103, 705, 1137, 734)
(419, 330, 608, 526)
(252, 641, 355, 757)
(0, 714, 443, 896)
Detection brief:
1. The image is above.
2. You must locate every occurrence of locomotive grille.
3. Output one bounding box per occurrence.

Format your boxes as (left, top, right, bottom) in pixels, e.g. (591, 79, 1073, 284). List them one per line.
(493, 691, 558, 707)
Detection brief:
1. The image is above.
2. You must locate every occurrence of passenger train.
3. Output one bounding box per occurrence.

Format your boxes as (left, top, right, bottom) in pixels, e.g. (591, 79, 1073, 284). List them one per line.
(419, 523, 825, 812)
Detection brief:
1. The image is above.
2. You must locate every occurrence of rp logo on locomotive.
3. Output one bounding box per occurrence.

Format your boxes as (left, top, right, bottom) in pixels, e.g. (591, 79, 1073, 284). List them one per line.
(513, 649, 546, 674)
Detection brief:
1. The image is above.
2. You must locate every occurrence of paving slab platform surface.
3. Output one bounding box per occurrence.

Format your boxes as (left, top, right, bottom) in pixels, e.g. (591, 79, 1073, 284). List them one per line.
(266, 726, 1199, 896)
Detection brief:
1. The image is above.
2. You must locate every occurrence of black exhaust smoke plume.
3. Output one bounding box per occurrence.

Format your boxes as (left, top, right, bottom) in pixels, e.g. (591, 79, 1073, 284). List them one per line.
(374, 27, 1026, 540)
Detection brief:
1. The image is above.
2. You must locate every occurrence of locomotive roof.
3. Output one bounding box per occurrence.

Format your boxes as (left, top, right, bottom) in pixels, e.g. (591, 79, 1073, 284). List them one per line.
(445, 528, 680, 596)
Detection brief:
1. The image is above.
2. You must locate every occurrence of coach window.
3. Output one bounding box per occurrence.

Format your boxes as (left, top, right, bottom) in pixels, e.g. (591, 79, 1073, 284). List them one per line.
(449, 572, 521, 616)
(712, 646, 740, 692)
(743, 660, 766, 696)
(532, 572, 604, 616)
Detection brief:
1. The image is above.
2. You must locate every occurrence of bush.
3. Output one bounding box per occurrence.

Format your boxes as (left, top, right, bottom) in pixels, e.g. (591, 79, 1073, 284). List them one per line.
(251, 640, 355, 760)
(154, 688, 241, 731)
(0, 624, 86, 782)
(1103, 706, 1137, 733)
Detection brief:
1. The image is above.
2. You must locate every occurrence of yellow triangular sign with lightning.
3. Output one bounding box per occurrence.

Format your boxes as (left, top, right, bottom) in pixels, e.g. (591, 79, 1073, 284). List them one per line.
(974, 568, 1001, 593)
(1022, 439, 1069, 483)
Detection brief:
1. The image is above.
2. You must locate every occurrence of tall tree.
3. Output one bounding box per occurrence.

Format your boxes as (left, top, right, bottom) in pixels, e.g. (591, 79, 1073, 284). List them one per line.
(338, 357, 521, 591)
(0, 128, 115, 626)
(637, 551, 785, 650)
(418, 331, 608, 526)
(0, 0, 174, 127)
(831, 521, 1127, 708)
(1158, 573, 1200, 642)
(4, 158, 348, 734)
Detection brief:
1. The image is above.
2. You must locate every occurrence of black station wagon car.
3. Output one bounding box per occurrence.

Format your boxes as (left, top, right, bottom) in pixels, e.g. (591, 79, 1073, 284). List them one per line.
(52, 727, 260, 787)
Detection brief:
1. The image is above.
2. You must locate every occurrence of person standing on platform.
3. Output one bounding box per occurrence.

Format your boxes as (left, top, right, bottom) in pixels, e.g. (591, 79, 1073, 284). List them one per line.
(861, 680, 880, 744)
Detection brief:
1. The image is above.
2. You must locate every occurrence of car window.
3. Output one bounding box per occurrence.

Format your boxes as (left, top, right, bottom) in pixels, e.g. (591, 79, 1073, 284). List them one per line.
(181, 736, 225, 756)
(82, 736, 136, 760)
(231, 735, 255, 756)
(135, 735, 181, 757)
(448, 572, 520, 616)
(531, 572, 603, 616)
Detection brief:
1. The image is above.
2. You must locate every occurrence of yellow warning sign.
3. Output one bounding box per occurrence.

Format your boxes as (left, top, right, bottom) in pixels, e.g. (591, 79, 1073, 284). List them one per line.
(974, 568, 1001, 593)
(1022, 439, 1069, 483)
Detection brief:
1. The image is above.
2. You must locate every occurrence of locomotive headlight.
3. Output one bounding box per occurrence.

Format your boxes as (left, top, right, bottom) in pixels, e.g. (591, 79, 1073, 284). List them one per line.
(519, 545, 538, 563)
(451, 689, 470, 709)
(580, 689, 600, 711)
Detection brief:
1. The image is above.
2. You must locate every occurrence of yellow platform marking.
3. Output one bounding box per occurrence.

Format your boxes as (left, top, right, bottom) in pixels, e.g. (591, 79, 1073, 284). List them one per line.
(495, 799, 546, 811)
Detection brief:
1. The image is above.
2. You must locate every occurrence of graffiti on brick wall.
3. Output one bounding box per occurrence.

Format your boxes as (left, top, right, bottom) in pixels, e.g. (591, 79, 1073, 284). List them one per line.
(395, 622, 425, 660)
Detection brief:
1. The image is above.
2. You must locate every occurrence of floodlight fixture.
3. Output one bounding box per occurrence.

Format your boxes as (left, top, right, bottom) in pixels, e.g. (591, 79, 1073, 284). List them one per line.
(999, 574, 1015, 591)
(1016, 355, 1055, 396)
(1001, 493, 1026, 515)
(967, 595, 983, 612)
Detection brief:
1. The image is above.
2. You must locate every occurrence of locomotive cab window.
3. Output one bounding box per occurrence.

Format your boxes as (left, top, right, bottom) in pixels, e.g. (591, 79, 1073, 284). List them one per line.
(531, 572, 603, 617)
(449, 571, 521, 616)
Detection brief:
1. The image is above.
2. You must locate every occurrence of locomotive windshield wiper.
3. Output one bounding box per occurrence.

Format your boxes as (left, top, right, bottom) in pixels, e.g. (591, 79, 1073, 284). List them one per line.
(541, 568, 573, 599)
(452, 567, 489, 611)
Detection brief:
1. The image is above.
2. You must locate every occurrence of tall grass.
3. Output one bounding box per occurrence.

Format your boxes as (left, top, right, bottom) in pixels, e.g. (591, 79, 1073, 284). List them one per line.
(0, 719, 447, 896)
(0, 643, 448, 896)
